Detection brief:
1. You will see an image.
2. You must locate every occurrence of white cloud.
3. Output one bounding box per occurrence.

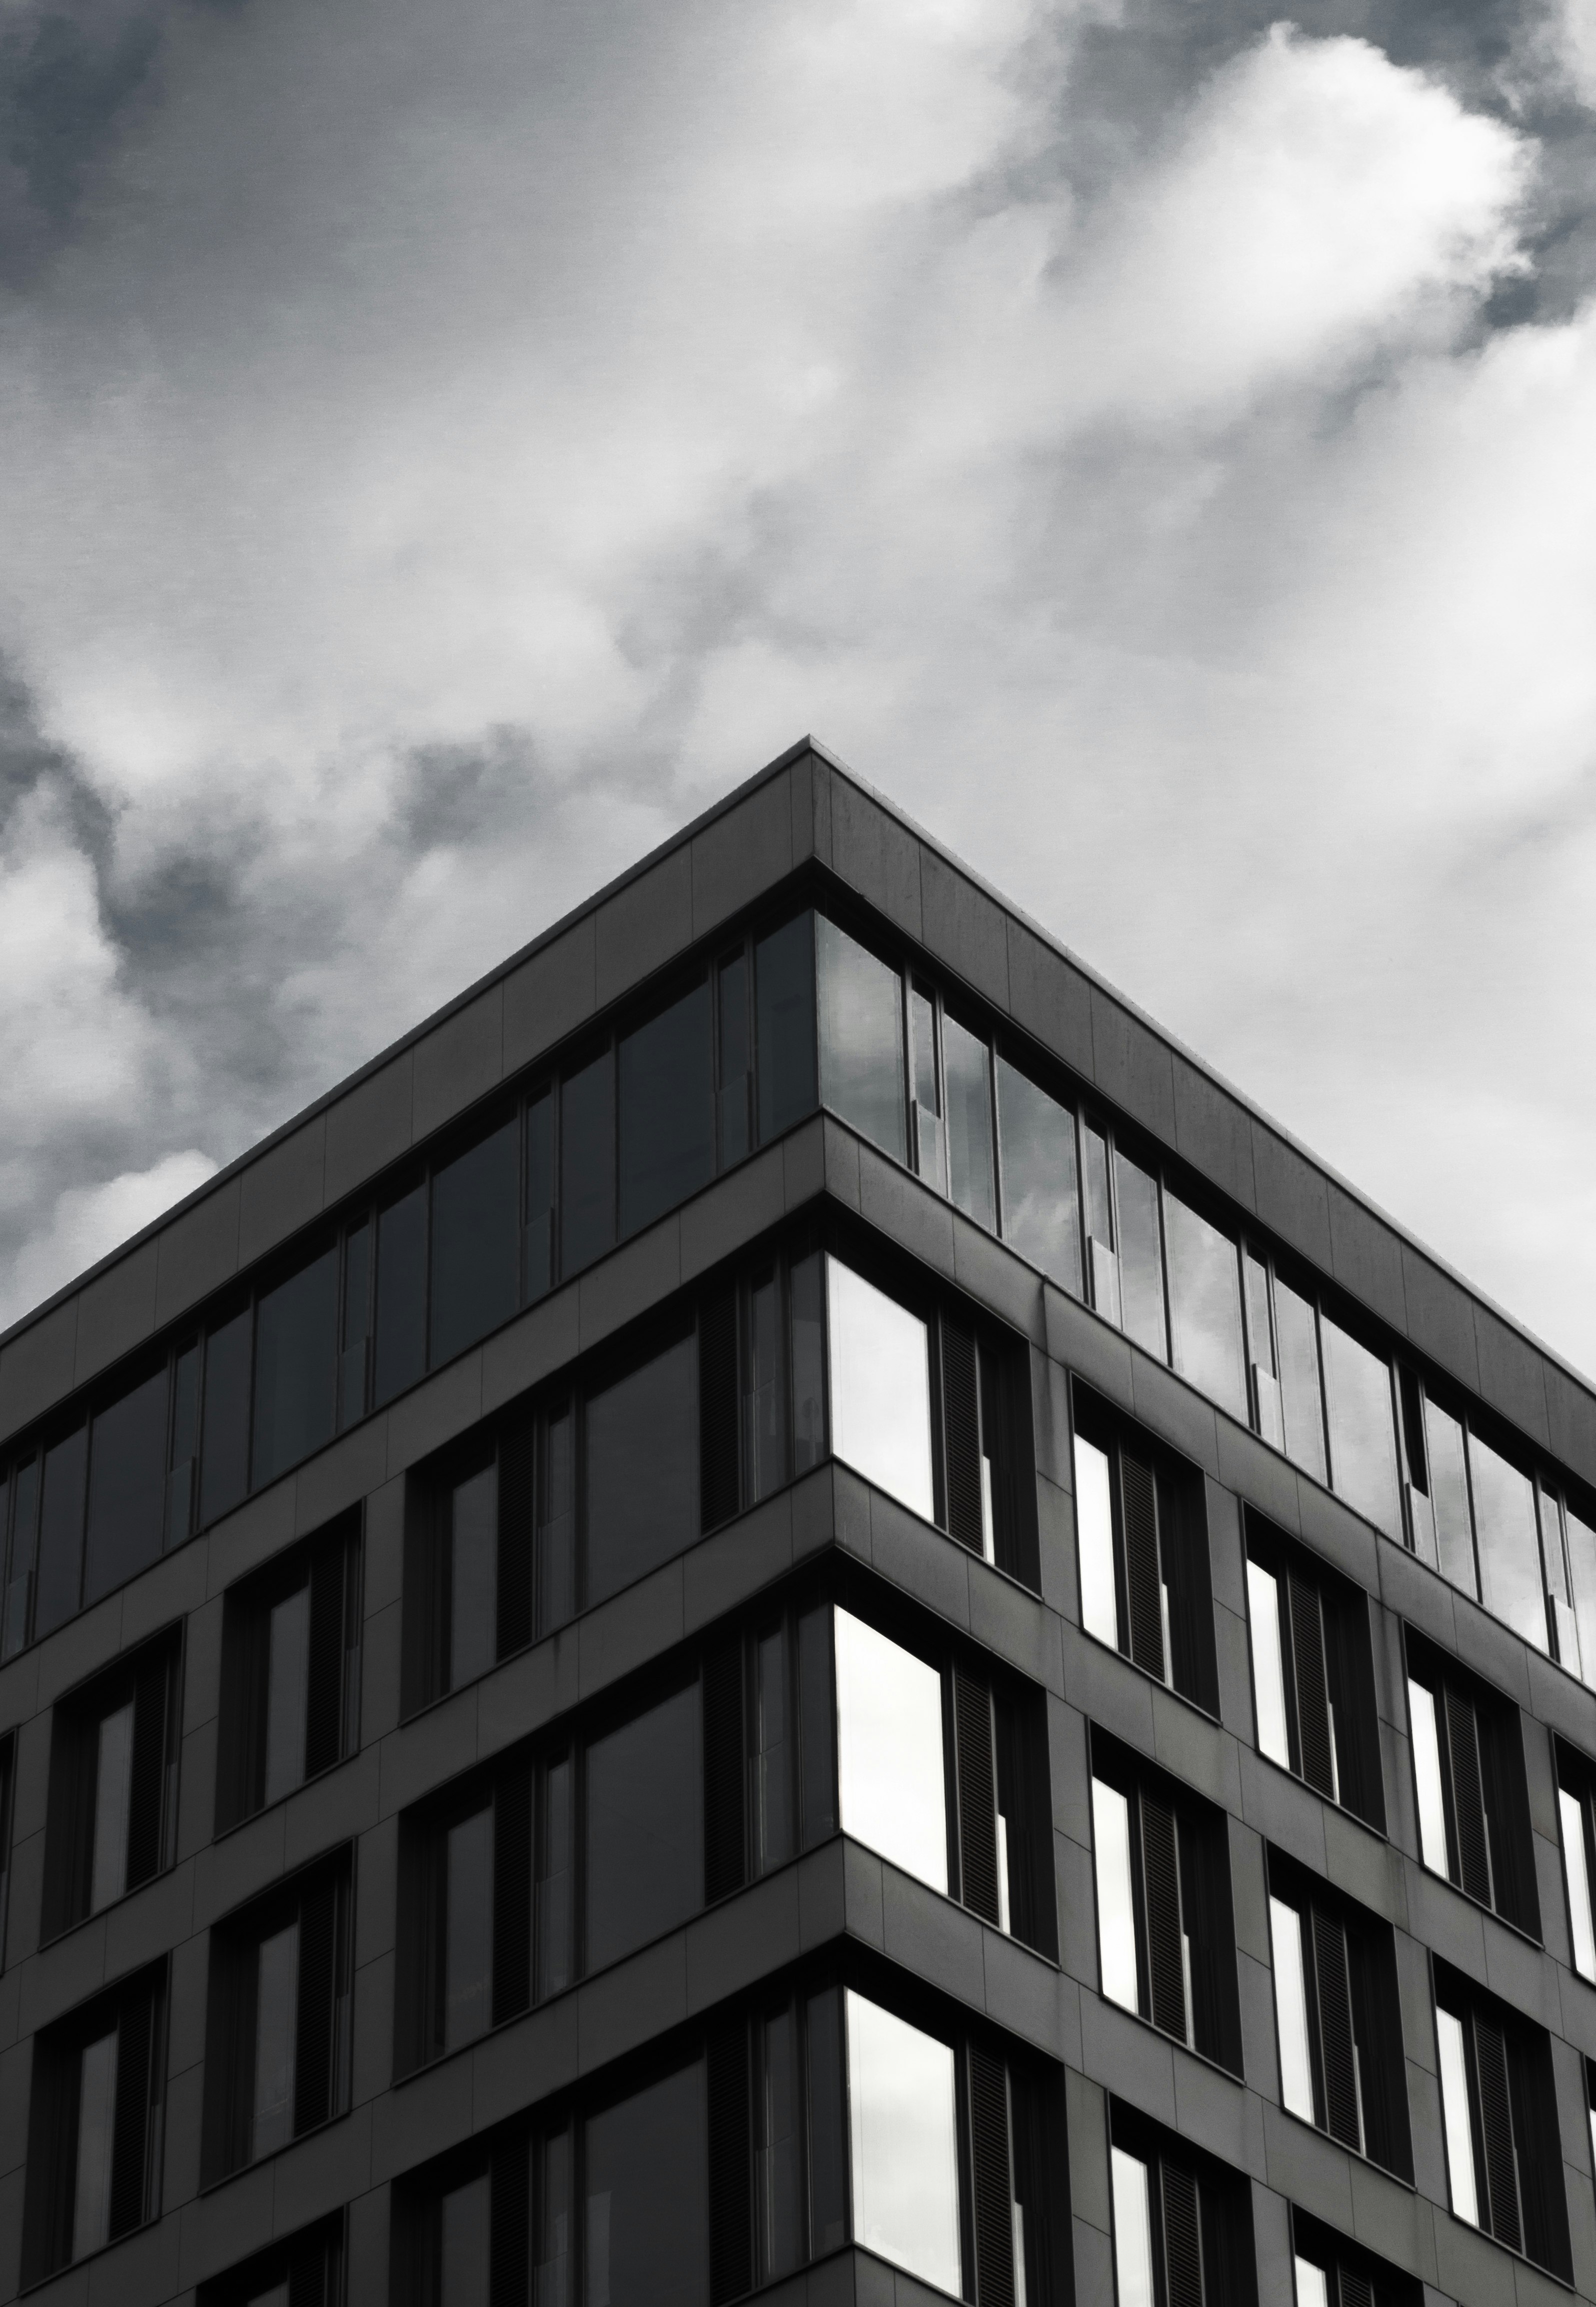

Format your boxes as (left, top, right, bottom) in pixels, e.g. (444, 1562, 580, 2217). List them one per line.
(0, 1149, 218, 1330)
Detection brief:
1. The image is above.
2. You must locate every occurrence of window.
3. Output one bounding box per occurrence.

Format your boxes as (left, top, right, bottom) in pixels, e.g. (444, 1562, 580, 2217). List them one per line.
(835, 1607, 947, 1893)
(1108, 2104, 1257, 2307)
(1090, 1730, 1243, 2072)
(755, 912, 818, 1143)
(397, 1754, 534, 2071)
(1320, 1315, 1402, 1542)
(1072, 1387, 1218, 1715)
(82, 1360, 170, 1606)
(846, 1990, 961, 2291)
(585, 1324, 699, 1606)
(1557, 1742, 1596, 1983)
(201, 1852, 353, 2183)
(253, 1244, 340, 1490)
(1434, 1962, 1571, 2277)
(403, 1426, 532, 1712)
(429, 1113, 519, 1367)
(41, 1630, 182, 1941)
(197, 2215, 345, 2307)
(1267, 1852, 1412, 2179)
(1245, 1517, 1385, 1831)
(826, 1257, 933, 1521)
(21, 1962, 167, 2283)
(1163, 1188, 1246, 1425)
(0, 1732, 13, 1969)
(996, 1053, 1082, 1295)
(1405, 1633, 1540, 1937)
(216, 1513, 362, 1831)
(585, 1681, 702, 1974)
(816, 914, 906, 1163)
(618, 980, 715, 1237)
(1291, 2211, 1422, 2307)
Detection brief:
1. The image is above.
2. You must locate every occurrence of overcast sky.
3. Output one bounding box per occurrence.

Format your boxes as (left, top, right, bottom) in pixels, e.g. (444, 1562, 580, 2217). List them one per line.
(1, 0, 1595, 1377)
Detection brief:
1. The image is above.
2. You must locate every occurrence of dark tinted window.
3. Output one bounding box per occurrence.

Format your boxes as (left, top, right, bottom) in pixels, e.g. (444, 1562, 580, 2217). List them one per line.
(33, 1424, 87, 1640)
(524, 1088, 554, 1303)
(560, 1048, 615, 1275)
(585, 1683, 702, 1972)
(585, 1332, 698, 1605)
(816, 916, 905, 1161)
(756, 913, 817, 1143)
(717, 952, 751, 1166)
(2, 1458, 38, 1659)
(429, 1117, 519, 1367)
(582, 2063, 707, 2307)
(83, 1365, 168, 1606)
(619, 982, 714, 1238)
(375, 1184, 428, 1407)
(996, 1055, 1081, 1294)
(200, 1307, 252, 1526)
(252, 1247, 338, 1489)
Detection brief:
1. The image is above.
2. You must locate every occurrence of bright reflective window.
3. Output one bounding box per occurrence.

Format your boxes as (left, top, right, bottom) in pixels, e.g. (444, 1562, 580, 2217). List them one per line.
(253, 1920, 299, 2160)
(1114, 1152, 1166, 1360)
(1294, 2257, 1330, 2307)
(1269, 1896, 1314, 2121)
(1110, 2146, 1155, 2307)
(1165, 1193, 1246, 1423)
(1561, 1788, 1596, 1981)
(263, 1583, 310, 1806)
(943, 1013, 995, 1229)
(1092, 1777, 1138, 2013)
(445, 1807, 493, 2049)
(1568, 1504, 1596, 1693)
(1322, 1318, 1400, 1539)
(1469, 1434, 1546, 1654)
(825, 1259, 933, 1521)
(90, 1700, 134, 1913)
(72, 2028, 118, 2260)
(1436, 2007, 1479, 2225)
(996, 1057, 1082, 1294)
(835, 1608, 946, 1893)
(1275, 1278, 1327, 1485)
(844, 1991, 961, 2294)
(1426, 1397, 1476, 1599)
(449, 1462, 498, 1689)
(816, 917, 906, 1163)
(1074, 1434, 1118, 1649)
(1408, 1679, 1449, 1877)
(1248, 1562, 1290, 1770)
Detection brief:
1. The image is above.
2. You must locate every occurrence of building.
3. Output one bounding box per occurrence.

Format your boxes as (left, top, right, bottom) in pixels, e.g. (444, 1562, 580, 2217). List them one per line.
(0, 736, 1594, 2307)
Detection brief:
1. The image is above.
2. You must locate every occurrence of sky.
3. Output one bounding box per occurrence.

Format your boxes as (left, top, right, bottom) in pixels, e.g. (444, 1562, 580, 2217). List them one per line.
(1, 0, 1596, 1377)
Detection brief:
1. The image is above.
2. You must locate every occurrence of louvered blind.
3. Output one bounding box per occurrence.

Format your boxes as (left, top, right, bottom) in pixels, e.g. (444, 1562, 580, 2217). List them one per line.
(941, 1318, 985, 1555)
(954, 1669, 1000, 1927)
(969, 2045, 1016, 2307)
(1121, 1451, 1165, 1680)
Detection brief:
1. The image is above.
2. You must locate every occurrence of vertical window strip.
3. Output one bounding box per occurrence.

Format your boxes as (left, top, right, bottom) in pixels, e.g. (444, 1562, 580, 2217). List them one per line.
(1562, 1779, 1596, 1981)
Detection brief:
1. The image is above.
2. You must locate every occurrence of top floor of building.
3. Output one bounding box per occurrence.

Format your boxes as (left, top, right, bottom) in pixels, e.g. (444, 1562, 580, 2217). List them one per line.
(1, 737, 1593, 1702)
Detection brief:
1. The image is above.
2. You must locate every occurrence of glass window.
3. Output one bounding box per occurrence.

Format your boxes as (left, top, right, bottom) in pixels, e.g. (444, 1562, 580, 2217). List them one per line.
(560, 1048, 615, 1277)
(790, 1253, 826, 1475)
(584, 1333, 698, 1606)
(537, 1403, 576, 1634)
(1541, 1489, 1578, 1673)
(536, 2130, 572, 2304)
(1560, 1786, 1596, 1980)
(754, 1625, 794, 1873)
(1569, 1504, 1596, 1695)
(717, 953, 752, 1169)
(584, 2064, 707, 2307)
(844, 1992, 960, 2295)
(440, 2174, 489, 2307)
(375, 1184, 428, 1407)
(34, 1424, 87, 1641)
(910, 987, 943, 1190)
(168, 1343, 201, 1549)
(1294, 2256, 1330, 2307)
(746, 1270, 785, 1504)
(798, 1604, 837, 1847)
(445, 1806, 493, 2049)
(944, 1014, 995, 1229)
(1248, 1561, 1290, 1770)
(89, 1701, 134, 1913)
(834, 1608, 946, 1894)
(816, 916, 905, 1162)
(430, 1117, 519, 1368)
(1407, 1679, 1449, 1876)
(1436, 2007, 1479, 2225)
(1426, 1397, 1476, 1598)
(1110, 2147, 1155, 2307)
(83, 1365, 168, 1606)
(253, 1920, 299, 2160)
(996, 1057, 1082, 1294)
(1245, 1254, 1281, 1448)
(584, 1683, 702, 1973)
(1321, 1318, 1400, 1539)
(524, 1089, 555, 1304)
(755, 914, 817, 1144)
(201, 1306, 253, 1525)
(1092, 1777, 1138, 2012)
(1469, 1434, 1546, 1653)
(449, 1462, 498, 1690)
(2, 1458, 38, 1659)
(536, 1755, 573, 2000)
(338, 1221, 370, 1432)
(252, 1247, 338, 1490)
(619, 982, 715, 1238)
(1083, 1125, 1119, 1323)
(1269, 1897, 1314, 2121)
(1114, 1152, 1166, 1361)
(757, 2004, 803, 2280)
(264, 1584, 310, 1806)
(1074, 1433, 1118, 1649)
(1275, 1278, 1326, 1484)
(1164, 1194, 1245, 1423)
(72, 2028, 118, 2260)
(825, 1259, 933, 1522)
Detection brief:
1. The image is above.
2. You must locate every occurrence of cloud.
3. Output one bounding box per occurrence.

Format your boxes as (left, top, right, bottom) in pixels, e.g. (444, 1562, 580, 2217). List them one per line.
(0, 1148, 217, 1328)
(0, 0, 1595, 1386)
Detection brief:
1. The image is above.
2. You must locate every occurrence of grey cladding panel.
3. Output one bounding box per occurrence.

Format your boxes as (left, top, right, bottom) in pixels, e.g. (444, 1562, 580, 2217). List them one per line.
(1400, 1246, 1481, 1391)
(72, 1240, 158, 1387)
(1545, 1363, 1596, 1493)
(593, 844, 694, 1008)
(152, 1176, 242, 1327)
(322, 1052, 414, 1205)
(1005, 918, 1094, 1078)
(0, 1297, 79, 1440)
(236, 1118, 327, 1267)
(689, 769, 794, 936)
(1473, 1306, 1551, 1451)
(411, 984, 504, 1141)
(828, 776, 922, 939)
(919, 849, 1010, 1009)
(501, 916, 597, 1075)
(1250, 1125, 1333, 1270)
(1326, 1184, 1408, 1334)
(1088, 991, 1176, 1143)
(1171, 1057, 1256, 1214)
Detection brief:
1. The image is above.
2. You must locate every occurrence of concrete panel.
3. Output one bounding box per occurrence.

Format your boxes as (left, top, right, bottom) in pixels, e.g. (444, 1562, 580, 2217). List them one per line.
(0, 1297, 80, 1441)
(678, 1145, 787, 1283)
(1327, 1185, 1409, 1336)
(1088, 993, 1176, 1147)
(919, 851, 1009, 1011)
(1004, 920, 1094, 1081)
(500, 916, 598, 1077)
(322, 1052, 415, 1207)
(593, 845, 694, 1010)
(480, 1284, 582, 1418)
(153, 1177, 243, 1328)
(410, 986, 504, 1142)
(689, 769, 794, 937)
(237, 1121, 327, 1268)
(1251, 1127, 1334, 1273)
(73, 1242, 160, 1389)
(826, 781, 922, 942)
(1171, 1058, 1257, 1216)
(1473, 1306, 1553, 1454)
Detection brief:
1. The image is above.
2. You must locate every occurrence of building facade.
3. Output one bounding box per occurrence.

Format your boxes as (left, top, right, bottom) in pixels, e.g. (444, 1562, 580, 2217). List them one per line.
(1, 738, 1595, 2307)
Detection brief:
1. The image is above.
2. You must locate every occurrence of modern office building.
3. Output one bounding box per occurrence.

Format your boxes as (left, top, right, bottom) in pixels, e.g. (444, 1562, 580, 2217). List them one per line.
(2, 737, 1596, 2307)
